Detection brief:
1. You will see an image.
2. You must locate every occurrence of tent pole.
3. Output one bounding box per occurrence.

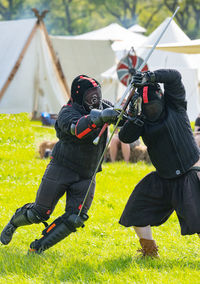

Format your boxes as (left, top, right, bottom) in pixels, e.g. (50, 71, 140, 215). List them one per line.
(33, 8, 70, 98)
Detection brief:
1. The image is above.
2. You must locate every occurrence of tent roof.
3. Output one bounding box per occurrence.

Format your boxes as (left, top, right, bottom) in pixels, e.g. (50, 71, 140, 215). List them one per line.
(128, 24, 146, 33)
(74, 23, 139, 41)
(147, 39, 200, 54)
(142, 17, 190, 46)
(136, 18, 193, 68)
(111, 32, 147, 52)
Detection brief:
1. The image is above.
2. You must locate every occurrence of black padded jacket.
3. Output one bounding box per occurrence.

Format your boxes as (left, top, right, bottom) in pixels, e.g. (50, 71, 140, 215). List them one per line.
(119, 69, 200, 179)
(51, 100, 110, 179)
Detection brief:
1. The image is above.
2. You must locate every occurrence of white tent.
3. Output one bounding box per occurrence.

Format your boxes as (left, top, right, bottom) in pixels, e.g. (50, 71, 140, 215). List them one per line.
(102, 18, 200, 121)
(74, 23, 140, 41)
(137, 18, 192, 67)
(74, 23, 147, 60)
(50, 23, 146, 103)
(0, 18, 69, 117)
(128, 24, 147, 34)
(50, 36, 116, 101)
(111, 32, 147, 60)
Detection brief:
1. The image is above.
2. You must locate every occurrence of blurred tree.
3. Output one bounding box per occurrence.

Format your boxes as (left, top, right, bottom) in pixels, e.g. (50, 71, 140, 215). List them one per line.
(0, 0, 23, 20)
(96, 0, 139, 27)
(0, 0, 199, 38)
(39, 0, 115, 35)
(162, 0, 200, 38)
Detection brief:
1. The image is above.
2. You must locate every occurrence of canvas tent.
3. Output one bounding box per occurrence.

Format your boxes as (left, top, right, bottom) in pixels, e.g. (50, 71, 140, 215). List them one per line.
(136, 18, 194, 67)
(0, 17, 69, 117)
(102, 18, 200, 121)
(128, 24, 146, 34)
(74, 23, 140, 41)
(77, 22, 147, 60)
(111, 32, 147, 60)
(50, 23, 146, 103)
(50, 36, 116, 101)
(72, 22, 147, 60)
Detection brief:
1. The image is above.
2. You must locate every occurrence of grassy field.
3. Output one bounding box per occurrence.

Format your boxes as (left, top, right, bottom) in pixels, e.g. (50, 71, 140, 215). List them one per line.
(0, 113, 200, 284)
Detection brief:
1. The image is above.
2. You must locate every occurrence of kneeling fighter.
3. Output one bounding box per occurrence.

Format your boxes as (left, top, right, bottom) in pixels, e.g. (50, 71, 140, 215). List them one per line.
(1, 75, 119, 254)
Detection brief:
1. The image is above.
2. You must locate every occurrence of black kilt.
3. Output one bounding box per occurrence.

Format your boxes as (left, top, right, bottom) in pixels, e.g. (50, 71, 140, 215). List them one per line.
(119, 168, 200, 235)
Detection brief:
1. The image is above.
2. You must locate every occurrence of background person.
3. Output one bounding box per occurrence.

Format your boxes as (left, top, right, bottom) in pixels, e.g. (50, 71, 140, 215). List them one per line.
(194, 114, 200, 147)
(109, 98, 133, 163)
(1, 75, 119, 254)
(118, 69, 200, 258)
(109, 127, 131, 163)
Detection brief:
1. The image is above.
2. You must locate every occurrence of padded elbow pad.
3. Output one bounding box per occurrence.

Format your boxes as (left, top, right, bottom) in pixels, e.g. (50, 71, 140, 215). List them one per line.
(75, 115, 96, 139)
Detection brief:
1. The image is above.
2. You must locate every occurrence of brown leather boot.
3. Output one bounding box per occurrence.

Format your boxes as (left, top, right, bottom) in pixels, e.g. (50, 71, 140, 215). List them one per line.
(138, 238, 159, 258)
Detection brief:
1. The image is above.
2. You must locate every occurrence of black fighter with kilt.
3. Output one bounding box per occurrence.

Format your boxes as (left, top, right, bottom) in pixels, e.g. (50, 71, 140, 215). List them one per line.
(118, 69, 200, 257)
(0, 75, 119, 254)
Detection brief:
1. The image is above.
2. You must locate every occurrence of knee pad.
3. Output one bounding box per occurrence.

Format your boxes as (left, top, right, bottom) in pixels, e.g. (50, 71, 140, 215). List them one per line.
(28, 204, 51, 222)
(10, 203, 37, 227)
(62, 212, 89, 230)
(12, 203, 50, 226)
(26, 208, 46, 224)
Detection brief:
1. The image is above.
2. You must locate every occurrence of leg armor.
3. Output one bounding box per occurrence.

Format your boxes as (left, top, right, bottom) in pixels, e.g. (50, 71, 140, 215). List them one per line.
(0, 203, 49, 245)
(29, 212, 88, 254)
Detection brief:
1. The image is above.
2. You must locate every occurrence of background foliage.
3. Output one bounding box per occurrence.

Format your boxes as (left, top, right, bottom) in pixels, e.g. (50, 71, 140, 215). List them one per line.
(0, 113, 200, 283)
(0, 0, 199, 38)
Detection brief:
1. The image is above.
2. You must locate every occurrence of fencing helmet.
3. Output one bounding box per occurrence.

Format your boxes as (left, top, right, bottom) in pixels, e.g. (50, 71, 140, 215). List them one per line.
(71, 75, 102, 112)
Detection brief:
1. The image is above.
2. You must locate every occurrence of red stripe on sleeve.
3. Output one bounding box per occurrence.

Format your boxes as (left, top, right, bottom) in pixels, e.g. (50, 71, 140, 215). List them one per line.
(75, 116, 97, 139)
(143, 86, 149, 104)
(77, 127, 92, 138)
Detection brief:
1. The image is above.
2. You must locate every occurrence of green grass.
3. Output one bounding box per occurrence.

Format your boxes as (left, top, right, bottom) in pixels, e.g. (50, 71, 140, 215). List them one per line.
(0, 113, 200, 284)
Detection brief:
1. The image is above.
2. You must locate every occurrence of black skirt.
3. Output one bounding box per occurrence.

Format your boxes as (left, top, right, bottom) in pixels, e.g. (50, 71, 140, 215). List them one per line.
(119, 168, 200, 235)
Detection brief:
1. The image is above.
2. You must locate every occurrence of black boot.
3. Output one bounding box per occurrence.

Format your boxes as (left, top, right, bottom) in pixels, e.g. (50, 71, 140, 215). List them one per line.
(0, 222, 17, 245)
(1, 204, 39, 245)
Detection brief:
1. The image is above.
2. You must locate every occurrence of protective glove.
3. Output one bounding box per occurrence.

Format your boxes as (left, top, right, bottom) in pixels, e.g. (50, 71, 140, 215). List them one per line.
(90, 109, 103, 127)
(128, 91, 142, 117)
(101, 108, 119, 124)
(129, 115, 144, 127)
(131, 71, 156, 87)
(128, 95, 139, 117)
(127, 95, 144, 127)
(90, 108, 119, 127)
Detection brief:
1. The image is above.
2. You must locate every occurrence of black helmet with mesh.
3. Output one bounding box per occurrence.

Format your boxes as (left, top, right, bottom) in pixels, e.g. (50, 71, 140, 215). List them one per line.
(71, 75, 101, 111)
